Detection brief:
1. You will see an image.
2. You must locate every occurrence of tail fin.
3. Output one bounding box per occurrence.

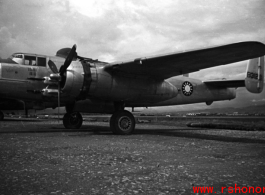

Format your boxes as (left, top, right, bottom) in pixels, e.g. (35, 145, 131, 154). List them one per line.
(245, 56, 264, 93)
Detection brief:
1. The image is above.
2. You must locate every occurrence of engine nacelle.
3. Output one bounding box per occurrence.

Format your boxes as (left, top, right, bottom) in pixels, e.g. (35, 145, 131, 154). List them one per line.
(88, 67, 178, 103)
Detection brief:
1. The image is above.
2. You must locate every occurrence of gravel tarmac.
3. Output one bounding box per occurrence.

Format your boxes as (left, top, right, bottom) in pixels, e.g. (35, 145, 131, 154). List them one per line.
(0, 118, 265, 195)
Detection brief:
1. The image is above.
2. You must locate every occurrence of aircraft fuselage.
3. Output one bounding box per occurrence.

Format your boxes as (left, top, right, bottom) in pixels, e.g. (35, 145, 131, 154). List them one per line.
(0, 55, 235, 113)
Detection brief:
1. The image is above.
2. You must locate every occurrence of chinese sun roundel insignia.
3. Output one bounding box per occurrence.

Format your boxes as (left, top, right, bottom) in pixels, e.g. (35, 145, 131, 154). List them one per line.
(182, 81, 193, 96)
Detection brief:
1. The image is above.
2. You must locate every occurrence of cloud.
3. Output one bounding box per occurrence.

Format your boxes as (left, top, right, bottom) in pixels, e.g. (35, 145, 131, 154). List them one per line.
(190, 61, 248, 81)
(0, 0, 264, 60)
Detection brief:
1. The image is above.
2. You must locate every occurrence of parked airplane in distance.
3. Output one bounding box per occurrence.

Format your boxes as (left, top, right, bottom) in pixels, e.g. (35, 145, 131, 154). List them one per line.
(0, 41, 264, 134)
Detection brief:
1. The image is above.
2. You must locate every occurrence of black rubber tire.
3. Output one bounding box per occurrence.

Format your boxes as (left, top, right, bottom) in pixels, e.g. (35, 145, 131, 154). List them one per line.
(63, 112, 83, 129)
(0, 111, 4, 121)
(110, 110, 135, 135)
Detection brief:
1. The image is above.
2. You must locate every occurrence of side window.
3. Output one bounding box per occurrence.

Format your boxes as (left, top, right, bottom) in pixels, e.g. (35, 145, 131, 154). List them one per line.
(37, 57, 46, 67)
(24, 56, 37, 66)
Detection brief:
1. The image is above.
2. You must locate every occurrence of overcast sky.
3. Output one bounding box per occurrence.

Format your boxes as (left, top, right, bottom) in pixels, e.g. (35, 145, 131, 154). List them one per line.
(0, 0, 265, 110)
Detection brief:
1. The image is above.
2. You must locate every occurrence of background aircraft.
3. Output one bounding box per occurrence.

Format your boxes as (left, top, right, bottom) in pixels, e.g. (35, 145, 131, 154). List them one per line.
(0, 41, 264, 134)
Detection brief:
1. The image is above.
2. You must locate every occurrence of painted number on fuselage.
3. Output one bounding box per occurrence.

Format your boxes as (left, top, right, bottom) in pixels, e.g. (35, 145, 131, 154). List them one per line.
(182, 81, 193, 96)
(28, 68, 37, 76)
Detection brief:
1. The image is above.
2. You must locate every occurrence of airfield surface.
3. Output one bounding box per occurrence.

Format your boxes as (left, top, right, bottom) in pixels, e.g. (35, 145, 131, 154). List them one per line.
(0, 117, 265, 195)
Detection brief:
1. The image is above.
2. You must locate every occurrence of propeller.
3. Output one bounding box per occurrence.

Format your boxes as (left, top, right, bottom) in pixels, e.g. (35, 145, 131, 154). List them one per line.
(59, 44, 77, 76)
(47, 44, 77, 122)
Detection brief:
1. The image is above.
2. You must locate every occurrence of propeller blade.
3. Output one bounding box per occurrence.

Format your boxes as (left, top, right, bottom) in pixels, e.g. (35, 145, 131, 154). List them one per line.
(48, 60, 59, 74)
(59, 44, 77, 76)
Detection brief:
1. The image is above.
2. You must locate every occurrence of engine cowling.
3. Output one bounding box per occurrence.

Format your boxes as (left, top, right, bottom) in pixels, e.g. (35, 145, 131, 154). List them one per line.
(42, 61, 84, 103)
(61, 69, 84, 100)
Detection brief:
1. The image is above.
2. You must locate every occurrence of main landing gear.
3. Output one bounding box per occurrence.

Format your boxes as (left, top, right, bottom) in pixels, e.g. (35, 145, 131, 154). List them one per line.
(62, 110, 136, 135)
(110, 110, 135, 135)
(63, 112, 83, 129)
(0, 111, 4, 121)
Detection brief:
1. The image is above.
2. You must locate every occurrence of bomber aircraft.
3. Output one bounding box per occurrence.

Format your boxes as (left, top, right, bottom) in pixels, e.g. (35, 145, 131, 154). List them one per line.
(0, 41, 264, 134)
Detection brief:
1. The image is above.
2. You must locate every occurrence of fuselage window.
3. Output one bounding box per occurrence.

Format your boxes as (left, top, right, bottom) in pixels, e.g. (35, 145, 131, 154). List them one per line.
(37, 57, 46, 67)
(24, 56, 37, 66)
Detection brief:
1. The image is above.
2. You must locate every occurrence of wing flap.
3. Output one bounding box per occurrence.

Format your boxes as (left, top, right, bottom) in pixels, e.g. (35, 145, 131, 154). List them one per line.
(104, 41, 265, 79)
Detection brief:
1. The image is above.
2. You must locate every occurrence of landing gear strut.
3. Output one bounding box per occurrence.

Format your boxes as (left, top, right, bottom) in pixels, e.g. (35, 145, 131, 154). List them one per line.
(0, 111, 4, 121)
(63, 112, 83, 129)
(110, 110, 135, 135)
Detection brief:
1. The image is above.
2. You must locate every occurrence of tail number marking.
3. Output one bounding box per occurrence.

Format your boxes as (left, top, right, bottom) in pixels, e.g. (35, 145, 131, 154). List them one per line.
(247, 72, 261, 80)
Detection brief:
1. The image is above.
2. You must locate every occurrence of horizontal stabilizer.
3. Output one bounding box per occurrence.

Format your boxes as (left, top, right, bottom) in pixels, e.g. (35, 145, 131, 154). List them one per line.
(245, 56, 264, 93)
(204, 79, 245, 88)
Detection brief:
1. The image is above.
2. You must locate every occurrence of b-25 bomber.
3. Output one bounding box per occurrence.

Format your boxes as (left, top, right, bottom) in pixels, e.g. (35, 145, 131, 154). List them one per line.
(0, 41, 264, 134)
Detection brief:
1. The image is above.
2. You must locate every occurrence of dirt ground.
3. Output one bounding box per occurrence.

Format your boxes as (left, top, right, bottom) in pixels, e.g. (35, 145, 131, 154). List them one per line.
(0, 117, 265, 195)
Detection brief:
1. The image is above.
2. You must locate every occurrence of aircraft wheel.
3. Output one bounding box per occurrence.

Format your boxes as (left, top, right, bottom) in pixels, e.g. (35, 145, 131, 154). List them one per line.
(63, 112, 83, 129)
(0, 111, 4, 121)
(110, 110, 135, 135)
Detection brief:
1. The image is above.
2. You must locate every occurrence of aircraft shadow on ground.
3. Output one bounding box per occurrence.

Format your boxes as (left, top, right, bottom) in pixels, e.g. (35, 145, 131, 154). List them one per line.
(2, 118, 45, 122)
(1, 124, 264, 144)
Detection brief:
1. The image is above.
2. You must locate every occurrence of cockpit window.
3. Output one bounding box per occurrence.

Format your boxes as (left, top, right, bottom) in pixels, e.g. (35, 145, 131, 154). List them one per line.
(10, 54, 47, 67)
(11, 54, 23, 58)
(24, 55, 37, 66)
(10, 53, 24, 64)
(14, 54, 23, 58)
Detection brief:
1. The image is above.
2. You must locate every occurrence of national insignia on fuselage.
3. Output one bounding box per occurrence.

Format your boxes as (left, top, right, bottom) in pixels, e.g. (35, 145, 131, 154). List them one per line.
(182, 81, 193, 96)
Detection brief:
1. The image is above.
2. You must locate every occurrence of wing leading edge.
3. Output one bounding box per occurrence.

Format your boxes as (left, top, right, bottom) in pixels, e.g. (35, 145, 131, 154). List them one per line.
(104, 41, 265, 79)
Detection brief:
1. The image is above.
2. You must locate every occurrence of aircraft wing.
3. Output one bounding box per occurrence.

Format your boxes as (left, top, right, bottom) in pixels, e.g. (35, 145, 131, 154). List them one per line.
(203, 79, 245, 88)
(104, 41, 265, 79)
